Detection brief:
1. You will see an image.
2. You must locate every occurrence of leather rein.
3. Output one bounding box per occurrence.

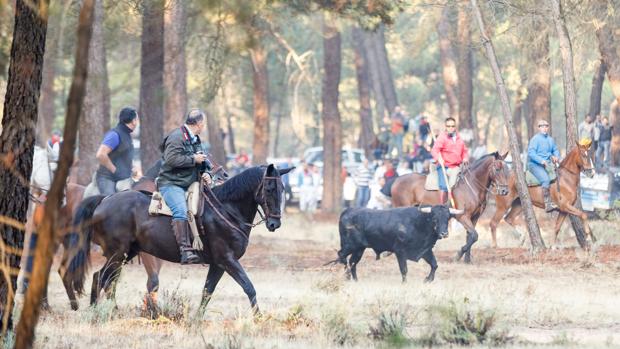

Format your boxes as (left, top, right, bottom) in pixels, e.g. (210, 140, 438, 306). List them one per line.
(460, 160, 507, 197)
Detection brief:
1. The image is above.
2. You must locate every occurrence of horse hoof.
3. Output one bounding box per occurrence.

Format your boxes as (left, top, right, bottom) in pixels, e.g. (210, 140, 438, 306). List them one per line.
(454, 251, 463, 262)
(424, 277, 434, 283)
(41, 301, 51, 312)
(70, 301, 79, 311)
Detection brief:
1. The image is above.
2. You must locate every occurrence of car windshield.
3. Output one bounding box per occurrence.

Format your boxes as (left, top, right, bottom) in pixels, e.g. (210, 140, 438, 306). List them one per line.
(305, 151, 323, 164)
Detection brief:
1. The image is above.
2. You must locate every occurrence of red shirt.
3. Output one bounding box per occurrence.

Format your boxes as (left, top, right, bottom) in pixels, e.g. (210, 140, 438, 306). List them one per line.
(431, 132, 469, 167)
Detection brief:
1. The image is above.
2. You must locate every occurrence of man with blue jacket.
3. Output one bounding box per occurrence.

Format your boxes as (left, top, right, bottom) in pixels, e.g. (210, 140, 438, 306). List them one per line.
(527, 120, 559, 212)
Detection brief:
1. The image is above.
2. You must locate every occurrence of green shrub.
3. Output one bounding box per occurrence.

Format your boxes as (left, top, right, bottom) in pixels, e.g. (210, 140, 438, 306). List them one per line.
(368, 310, 411, 346)
(322, 310, 359, 346)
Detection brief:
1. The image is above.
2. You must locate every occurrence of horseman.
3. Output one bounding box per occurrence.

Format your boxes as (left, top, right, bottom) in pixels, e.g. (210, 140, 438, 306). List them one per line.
(431, 117, 469, 205)
(95, 107, 139, 195)
(157, 109, 212, 265)
(527, 119, 559, 212)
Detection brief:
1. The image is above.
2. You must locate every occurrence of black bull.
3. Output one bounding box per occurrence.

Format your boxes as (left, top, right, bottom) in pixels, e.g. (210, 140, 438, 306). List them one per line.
(331, 205, 462, 282)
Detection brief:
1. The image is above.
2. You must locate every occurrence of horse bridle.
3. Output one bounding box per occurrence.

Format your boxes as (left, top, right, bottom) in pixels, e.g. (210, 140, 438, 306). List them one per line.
(253, 174, 283, 223)
(461, 159, 508, 196)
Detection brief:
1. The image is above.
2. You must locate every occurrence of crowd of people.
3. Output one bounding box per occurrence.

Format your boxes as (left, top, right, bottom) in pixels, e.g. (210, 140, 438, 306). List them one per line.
(578, 113, 614, 170)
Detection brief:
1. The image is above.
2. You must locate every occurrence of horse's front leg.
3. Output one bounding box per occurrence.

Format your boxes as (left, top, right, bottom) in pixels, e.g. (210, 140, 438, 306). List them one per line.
(221, 256, 259, 314)
(558, 202, 595, 244)
(200, 264, 225, 311)
(455, 216, 478, 264)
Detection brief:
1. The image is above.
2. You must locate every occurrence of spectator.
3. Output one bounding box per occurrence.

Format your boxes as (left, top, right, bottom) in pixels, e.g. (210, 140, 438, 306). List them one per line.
(596, 116, 612, 169)
(578, 114, 595, 141)
(419, 115, 431, 143)
(343, 171, 357, 208)
(353, 159, 373, 208)
(593, 114, 602, 153)
(298, 162, 320, 220)
(232, 148, 250, 175)
(389, 106, 405, 157)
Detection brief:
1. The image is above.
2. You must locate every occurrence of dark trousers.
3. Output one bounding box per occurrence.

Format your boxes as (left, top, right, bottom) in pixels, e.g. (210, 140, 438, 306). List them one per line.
(96, 174, 117, 196)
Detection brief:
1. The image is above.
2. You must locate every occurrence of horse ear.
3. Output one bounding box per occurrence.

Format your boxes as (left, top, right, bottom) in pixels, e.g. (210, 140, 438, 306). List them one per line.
(500, 151, 509, 160)
(266, 163, 276, 175)
(279, 166, 295, 175)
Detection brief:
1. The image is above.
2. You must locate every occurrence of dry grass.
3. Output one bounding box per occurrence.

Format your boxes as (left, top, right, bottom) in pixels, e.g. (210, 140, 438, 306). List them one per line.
(21, 211, 620, 348)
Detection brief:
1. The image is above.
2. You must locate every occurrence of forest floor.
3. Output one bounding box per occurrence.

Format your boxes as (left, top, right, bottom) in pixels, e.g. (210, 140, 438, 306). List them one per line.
(20, 205, 620, 348)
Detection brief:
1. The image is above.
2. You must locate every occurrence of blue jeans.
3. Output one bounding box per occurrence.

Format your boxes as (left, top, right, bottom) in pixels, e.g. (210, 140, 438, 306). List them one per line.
(389, 133, 404, 157)
(159, 185, 188, 221)
(96, 174, 116, 196)
(437, 165, 449, 192)
(596, 140, 610, 168)
(528, 162, 550, 188)
(355, 186, 370, 208)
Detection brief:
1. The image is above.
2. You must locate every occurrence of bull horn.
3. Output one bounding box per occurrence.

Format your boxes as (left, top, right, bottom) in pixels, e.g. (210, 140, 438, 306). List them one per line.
(449, 208, 464, 215)
(419, 207, 431, 213)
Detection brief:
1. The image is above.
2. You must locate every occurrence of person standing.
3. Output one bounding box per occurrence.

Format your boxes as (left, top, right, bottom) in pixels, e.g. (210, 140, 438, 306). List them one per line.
(353, 159, 373, 208)
(527, 120, 559, 212)
(596, 116, 613, 169)
(389, 106, 405, 157)
(95, 107, 139, 195)
(298, 162, 319, 220)
(578, 114, 595, 141)
(157, 109, 211, 264)
(431, 117, 469, 205)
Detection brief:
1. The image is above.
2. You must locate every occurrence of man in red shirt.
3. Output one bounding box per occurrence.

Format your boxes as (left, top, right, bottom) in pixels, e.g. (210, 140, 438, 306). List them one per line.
(431, 117, 469, 204)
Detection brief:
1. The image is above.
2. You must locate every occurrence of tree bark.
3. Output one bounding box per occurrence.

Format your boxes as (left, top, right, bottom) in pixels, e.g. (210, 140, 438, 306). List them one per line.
(205, 110, 226, 166)
(437, 4, 459, 118)
(15, 1, 94, 347)
(550, 0, 588, 249)
(589, 59, 606, 118)
(457, 1, 474, 132)
(352, 26, 374, 158)
(321, 14, 343, 213)
(77, 0, 105, 185)
(163, 0, 187, 133)
(372, 24, 398, 114)
(249, 33, 270, 165)
(140, 0, 165, 170)
(0, 0, 49, 333)
(611, 99, 620, 166)
(362, 29, 386, 124)
(513, 87, 525, 149)
(526, 23, 552, 136)
(471, 0, 545, 252)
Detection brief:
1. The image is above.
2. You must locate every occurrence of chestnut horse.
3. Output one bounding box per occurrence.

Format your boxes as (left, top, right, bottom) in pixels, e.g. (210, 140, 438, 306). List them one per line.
(489, 143, 595, 248)
(391, 152, 510, 263)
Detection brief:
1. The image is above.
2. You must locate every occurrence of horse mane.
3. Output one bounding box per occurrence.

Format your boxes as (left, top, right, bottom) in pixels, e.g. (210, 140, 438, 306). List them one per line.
(467, 152, 498, 172)
(559, 146, 578, 167)
(212, 166, 264, 201)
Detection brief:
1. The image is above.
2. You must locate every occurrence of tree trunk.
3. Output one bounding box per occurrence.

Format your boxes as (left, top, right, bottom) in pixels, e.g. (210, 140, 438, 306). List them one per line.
(513, 87, 525, 149)
(526, 24, 552, 136)
(362, 29, 386, 124)
(205, 110, 226, 166)
(457, 1, 474, 132)
(437, 5, 459, 118)
(550, 0, 588, 249)
(249, 35, 269, 165)
(352, 26, 374, 158)
(471, 0, 545, 252)
(372, 24, 398, 114)
(321, 14, 343, 213)
(140, 0, 165, 170)
(101, 37, 111, 132)
(163, 0, 187, 133)
(14, 1, 94, 347)
(0, 0, 49, 333)
(611, 99, 620, 166)
(77, 0, 105, 185)
(589, 59, 606, 118)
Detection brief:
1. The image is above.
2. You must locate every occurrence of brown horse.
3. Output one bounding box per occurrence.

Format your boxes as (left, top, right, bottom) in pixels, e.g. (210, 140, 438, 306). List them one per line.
(391, 152, 510, 263)
(489, 143, 595, 248)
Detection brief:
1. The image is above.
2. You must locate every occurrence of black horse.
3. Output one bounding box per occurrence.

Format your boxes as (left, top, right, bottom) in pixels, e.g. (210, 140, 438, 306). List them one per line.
(62, 164, 291, 312)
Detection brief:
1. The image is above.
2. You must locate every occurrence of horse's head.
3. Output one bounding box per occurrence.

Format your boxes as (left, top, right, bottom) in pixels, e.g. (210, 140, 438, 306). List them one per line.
(256, 164, 294, 232)
(489, 151, 510, 196)
(575, 140, 595, 178)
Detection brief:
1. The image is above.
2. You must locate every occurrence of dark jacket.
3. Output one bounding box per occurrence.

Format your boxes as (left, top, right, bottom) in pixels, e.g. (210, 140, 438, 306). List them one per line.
(157, 126, 206, 189)
(599, 125, 613, 142)
(97, 123, 134, 181)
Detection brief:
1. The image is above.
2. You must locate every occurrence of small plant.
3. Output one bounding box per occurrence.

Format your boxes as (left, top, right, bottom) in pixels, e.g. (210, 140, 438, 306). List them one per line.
(81, 299, 117, 324)
(157, 289, 191, 322)
(368, 310, 411, 346)
(551, 331, 577, 346)
(322, 310, 359, 346)
(281, 304, 312, 330)
(314, 274, 344, 293)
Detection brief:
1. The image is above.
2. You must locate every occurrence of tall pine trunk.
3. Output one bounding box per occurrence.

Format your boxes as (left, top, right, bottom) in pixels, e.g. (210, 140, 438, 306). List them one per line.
(0, 0, 49, 333)
(589, 59, 606, 118)
(372, 24, 398, 114)
(140, 0, 165, 170)
(551, 0, 589, 249)
(362, 29, 386, 124)
(249, 33, 269, 165)
(14, 1, 94, 346)
(471, 0, 545, 252)
(437, 5, 459, 118)
(526, 24, 552, 137)
(77, 0, 106, 185)
(457, 1, 474, 132)
(163, 0, 187, 133)
(352, 26, 374, 158)
(321, 14, 342, 213)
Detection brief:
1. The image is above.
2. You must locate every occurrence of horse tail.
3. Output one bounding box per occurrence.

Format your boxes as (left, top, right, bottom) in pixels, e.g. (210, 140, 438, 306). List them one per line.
(61, 194, 105, 295)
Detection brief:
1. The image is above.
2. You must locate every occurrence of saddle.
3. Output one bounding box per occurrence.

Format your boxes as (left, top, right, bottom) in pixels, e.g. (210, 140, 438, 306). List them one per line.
(148, 181, 205, 250)
(525, 166, 557, 187)
(424, 165, 461, 191)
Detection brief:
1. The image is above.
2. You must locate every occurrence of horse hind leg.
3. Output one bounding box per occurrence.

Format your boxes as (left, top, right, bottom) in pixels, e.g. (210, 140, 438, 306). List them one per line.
(90, 253, 125, 306)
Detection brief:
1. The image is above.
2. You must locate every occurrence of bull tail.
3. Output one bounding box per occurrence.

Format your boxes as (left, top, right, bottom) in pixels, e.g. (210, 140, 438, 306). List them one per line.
(60, 194, 105, 295)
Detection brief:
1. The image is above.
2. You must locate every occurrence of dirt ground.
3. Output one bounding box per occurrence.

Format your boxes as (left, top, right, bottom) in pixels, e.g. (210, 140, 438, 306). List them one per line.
(22, 206, 620, 348)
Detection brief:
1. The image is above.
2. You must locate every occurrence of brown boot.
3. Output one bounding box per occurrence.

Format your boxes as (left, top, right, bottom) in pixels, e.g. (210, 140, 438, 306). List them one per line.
(542, 188, 558, 212)
(172, 220, 200, 264)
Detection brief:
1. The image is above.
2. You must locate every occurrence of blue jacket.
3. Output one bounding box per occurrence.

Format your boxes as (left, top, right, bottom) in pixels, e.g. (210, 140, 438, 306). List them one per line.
(527, 133, 560, 166)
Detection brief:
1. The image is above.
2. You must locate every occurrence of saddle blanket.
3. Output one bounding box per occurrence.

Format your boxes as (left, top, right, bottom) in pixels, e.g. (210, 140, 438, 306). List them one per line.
(424, 166, 461, 191)
(525, 166, 557, 187)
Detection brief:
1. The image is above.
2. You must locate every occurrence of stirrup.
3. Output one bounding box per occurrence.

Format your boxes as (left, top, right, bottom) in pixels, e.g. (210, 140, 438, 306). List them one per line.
(180, 251, 200, 265)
